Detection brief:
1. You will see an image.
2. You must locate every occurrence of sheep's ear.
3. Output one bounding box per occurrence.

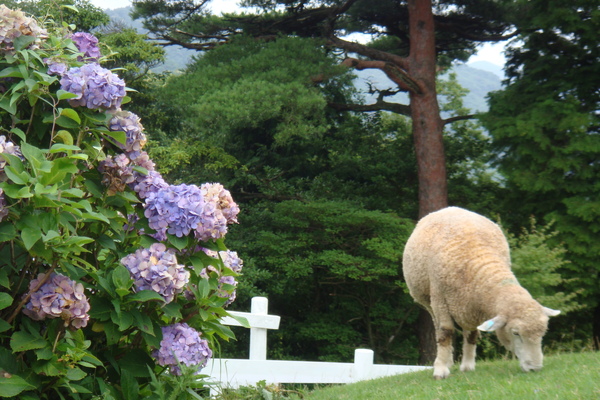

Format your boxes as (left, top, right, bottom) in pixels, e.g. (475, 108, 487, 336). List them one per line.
(477, 316, 506, 332)
(542, 307, 561, 317)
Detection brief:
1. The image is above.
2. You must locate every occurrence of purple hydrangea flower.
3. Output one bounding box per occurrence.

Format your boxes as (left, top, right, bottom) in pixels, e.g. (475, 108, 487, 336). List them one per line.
(0, 5, 48, 52)
(202, 183, 240, 224)
(121, 243, 190, 303)
(133, 170, 167, 200)
(0, 135, 24, 182)
(144, 184, 205, 238)
(43, 59, 68, 76)
(98, 154, 135, 195)
(193, 183, 239, 241)
(60, 63, 126, 110)
(219, 250, 243, 273)
(22, 272, 90, 329)
(153, 323, 212, 375)
(108, 110, 147, 153)
(71, 32, 101, 61)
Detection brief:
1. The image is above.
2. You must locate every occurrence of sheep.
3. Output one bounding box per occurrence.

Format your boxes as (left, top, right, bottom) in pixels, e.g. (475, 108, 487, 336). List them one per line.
(402, 206, 560, 379)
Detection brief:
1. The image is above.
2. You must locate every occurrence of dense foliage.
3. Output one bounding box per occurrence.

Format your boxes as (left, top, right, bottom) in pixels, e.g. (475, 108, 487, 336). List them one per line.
(0, 6, 244, 399)
(483, 0, 600, 348)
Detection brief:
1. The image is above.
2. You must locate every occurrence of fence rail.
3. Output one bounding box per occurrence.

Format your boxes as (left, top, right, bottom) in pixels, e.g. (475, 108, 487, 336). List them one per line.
(206, 297, 430, 394)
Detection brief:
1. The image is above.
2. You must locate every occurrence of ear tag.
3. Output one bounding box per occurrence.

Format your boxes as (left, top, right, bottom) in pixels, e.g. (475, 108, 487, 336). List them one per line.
(485, 320, 495, 330)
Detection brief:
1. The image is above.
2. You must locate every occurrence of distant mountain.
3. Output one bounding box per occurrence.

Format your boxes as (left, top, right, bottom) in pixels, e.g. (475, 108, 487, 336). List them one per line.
(467, 61, 504, 79)
(102, 7, 503, 111)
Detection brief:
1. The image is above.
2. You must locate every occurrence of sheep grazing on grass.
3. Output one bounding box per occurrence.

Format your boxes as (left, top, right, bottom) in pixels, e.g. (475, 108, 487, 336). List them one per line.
(402, 207, 560, 379)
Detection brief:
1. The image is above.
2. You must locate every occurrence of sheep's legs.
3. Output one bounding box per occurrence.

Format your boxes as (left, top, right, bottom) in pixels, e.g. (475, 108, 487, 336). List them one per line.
(433, 325, 454, 379)
(460, 330, 479, 372)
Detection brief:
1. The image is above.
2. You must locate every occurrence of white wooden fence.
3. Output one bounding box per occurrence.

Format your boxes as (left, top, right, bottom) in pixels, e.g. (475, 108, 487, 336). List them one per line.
(206, 297, 430, 394)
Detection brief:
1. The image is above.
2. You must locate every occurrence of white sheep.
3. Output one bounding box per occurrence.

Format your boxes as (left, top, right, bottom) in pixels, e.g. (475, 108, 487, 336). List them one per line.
(402, 206, 560, 379)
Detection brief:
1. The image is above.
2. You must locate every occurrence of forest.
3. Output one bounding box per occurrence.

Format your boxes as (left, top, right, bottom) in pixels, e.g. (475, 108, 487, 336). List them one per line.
(0, 0, 598, 398)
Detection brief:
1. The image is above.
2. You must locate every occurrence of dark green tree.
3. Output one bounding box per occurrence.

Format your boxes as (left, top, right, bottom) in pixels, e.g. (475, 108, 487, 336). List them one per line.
(482, 0, 600, 349)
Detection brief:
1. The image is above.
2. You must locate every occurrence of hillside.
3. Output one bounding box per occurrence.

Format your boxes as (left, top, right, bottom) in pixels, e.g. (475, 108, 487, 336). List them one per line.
(102, 7, 503, 111)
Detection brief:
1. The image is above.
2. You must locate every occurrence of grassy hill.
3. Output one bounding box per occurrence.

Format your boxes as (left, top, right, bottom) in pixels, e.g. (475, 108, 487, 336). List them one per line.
(286, 351, 599, 400)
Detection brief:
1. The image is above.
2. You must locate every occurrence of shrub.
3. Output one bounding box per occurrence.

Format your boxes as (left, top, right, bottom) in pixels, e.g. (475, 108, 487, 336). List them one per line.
(0, 6, 243, 399)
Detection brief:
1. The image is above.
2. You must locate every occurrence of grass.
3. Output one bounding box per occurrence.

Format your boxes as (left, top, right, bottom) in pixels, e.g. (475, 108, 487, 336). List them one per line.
(280, 352, 600, 400)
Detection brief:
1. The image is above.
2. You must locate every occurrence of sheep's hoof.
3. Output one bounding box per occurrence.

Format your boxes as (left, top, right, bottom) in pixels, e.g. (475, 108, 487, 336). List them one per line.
(460, 363, 475, 372)
(433, 367, 450, 380)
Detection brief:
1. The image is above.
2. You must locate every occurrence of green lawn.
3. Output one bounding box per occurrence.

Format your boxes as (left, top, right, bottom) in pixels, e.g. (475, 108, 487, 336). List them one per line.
(289, 352, 600, 400)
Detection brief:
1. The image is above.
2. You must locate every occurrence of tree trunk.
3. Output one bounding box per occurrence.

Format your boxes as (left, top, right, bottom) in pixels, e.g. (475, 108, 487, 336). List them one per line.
(407, 0, 448, 363)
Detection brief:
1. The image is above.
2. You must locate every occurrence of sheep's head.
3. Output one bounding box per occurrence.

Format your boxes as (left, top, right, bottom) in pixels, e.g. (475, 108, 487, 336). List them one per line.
(477, 306, 560, 372)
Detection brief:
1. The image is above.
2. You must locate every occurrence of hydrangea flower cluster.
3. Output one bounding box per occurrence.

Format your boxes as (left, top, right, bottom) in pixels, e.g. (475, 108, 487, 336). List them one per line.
(44, 59, 68, 76)
(0, 135, 24, 182)
(108, 110, 147, 154)
(22, 272, 90, 329)
(0, 4, 47, 52)
(144, 183, 205, 239)
(153, 323, 212, 375)
(60, 63, 126, 110)
(194, 183, 240, 241)
(219, 250, 244, 273)
(98, 154, 135, 195)
(71, 32, 101, 61)
(121, 243, 190, 303)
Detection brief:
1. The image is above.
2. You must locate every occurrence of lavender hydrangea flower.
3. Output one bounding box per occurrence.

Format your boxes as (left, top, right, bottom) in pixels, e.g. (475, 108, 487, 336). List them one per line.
(98, 154, 135, 195)
(219, 250, 243, 273)
(121, 243, 190, 303)
(193, 183, 239, 242)
(43, 59, 68, 76)
(133, 170, 167, 200)
(144, 184, 205, 238)
(60, 63, 126, 110)
(0, 135, 24, 182)
(23, 272, 90, 329)
(0, 5, 48, 52)
(71, 32, 101, 61)
(108, 110, 147, 153)
(153, 323, 212, 375)
(202, 183, 240, 224)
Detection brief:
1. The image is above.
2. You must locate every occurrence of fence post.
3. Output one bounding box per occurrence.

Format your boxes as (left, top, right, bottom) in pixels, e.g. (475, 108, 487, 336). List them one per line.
(353, 349, 374, 381)
(248, 297, 269, 361)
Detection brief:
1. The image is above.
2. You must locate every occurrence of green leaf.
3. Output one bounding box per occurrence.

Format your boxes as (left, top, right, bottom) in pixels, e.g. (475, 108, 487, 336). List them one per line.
(0, 97, 17, 114)
(0, 223, 17, 242)
(0, 319, 11, 333)
(49, 143, 81, 153)
(167, 234, 189, 251)
(19, 142, 46, 172)
(56, 89, 78, 100)
(0, 375, 36, 397)
(10, 331, 47, 352)
(59, 108, 81, 124)
(4, 166, 30, 185)
(102, 130, 126, 147)
(125, 290, 165, 304)
(0, 66, 23, 79)
(0, 292, 13, 310)
(21, 227, 42, 250)
(65, 367, 86, 381)
(112, 265, 132, 292)
(55, 130, 74, 145)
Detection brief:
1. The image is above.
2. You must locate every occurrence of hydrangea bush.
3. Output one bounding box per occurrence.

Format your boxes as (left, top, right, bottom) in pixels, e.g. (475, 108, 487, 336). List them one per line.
(0, 6, 244, 399)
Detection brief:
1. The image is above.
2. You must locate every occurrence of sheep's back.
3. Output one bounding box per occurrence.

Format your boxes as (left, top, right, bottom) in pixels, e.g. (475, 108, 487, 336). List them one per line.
(403, 207, 513, 318)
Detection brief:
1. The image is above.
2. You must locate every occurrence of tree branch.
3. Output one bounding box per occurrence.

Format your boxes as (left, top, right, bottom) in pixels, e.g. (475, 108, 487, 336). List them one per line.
(442, 114, 477, 125)
(328, 36, 409, 70)
(328, 101, 411, 116)
(341, 57, 422, 94)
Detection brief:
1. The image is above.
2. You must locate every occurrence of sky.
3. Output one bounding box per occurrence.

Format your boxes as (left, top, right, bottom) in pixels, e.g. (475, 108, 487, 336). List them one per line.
(90, 0, 507, 66)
